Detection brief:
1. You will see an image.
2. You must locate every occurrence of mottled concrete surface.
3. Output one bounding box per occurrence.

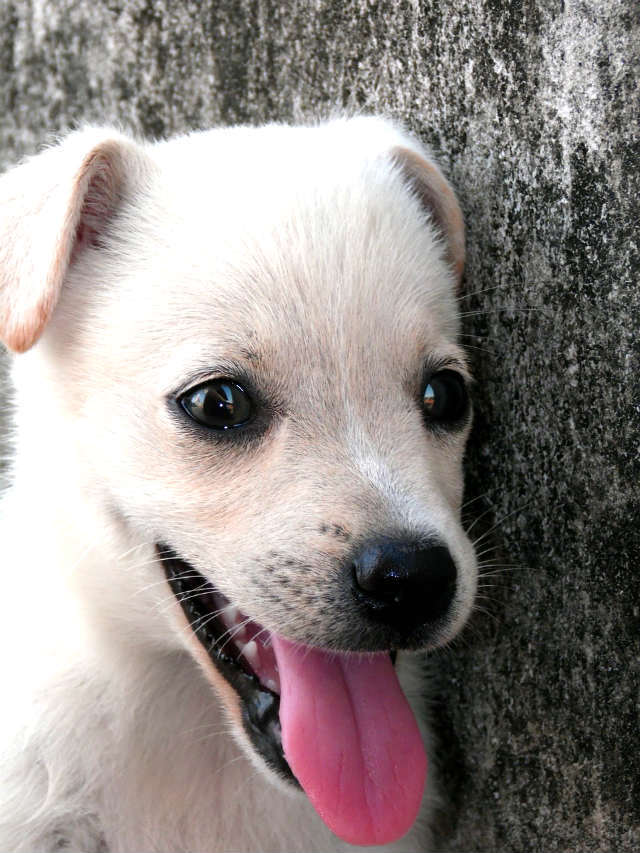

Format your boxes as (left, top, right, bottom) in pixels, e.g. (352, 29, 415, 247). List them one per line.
(1, 1, 638, 849)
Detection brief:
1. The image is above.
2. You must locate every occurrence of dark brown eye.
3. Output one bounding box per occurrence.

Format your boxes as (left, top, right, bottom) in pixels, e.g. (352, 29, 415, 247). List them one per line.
(422, 370, 469, 425)
(180, 379, 253, 430)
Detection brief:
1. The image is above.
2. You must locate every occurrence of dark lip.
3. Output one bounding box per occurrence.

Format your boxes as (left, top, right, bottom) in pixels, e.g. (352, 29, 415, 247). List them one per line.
(156, 544, 297, 786)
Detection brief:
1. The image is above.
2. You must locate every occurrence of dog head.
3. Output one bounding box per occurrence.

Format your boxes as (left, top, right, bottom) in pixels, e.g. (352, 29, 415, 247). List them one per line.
(0, 118, 475, 846)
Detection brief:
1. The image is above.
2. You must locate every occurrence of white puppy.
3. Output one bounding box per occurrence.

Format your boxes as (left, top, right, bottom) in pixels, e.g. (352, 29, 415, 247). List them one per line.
(0, 117, 476, 852)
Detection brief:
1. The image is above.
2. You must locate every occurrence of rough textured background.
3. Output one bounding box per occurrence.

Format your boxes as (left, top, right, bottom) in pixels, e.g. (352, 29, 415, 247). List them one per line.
(1, 1, 638, 849)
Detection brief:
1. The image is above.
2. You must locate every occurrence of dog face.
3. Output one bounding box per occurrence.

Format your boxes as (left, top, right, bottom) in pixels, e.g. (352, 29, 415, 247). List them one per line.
(0, 118, 476, 846)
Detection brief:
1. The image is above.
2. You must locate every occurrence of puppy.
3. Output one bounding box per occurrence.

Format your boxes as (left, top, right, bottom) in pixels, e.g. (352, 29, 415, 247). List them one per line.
(0, 117, 476, 852)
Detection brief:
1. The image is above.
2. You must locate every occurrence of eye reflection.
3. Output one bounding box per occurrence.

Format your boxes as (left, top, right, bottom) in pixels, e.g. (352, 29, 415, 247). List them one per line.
(180, 379, 253, 430)
(421, 370, 468, 424)
(423, 383, 436, 414)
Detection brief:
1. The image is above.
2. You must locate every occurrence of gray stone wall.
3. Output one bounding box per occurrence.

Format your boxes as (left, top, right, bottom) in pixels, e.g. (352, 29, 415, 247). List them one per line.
(1, 1, 638, 849)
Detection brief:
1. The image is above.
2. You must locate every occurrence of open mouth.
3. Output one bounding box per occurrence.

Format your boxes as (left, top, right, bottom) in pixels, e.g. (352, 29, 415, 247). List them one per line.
(157, 544, 295, 783)
(157, 543, 428, 846)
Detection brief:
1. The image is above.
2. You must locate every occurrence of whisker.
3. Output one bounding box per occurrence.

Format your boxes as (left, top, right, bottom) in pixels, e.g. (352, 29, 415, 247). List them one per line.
(470, 603, 499, 623)
(190, 605, 235, 635)
(462, 342, 495, 356)
(474, 589, 504, 603)
(191, 728, 239, 746)
(465, 500, 499, 536)
(110, 541, 151, 564)
(456, 306, 548, 320)
(171, 581, 216, 606)
(244, 625, 272, 648)
(473, 544, 502, 561)
(156, 582, 216, 616)
(472, 499, 535, 548)
(455, 282, 510, 301)
(213, 616, 255, 657)
(181, 721, 235, 736)
(460, 492, 490, 512)
(178, 610, 226, 647)
(477, 564, 530, 574)
(211, 753, 247, 780)
(140, 573, 205, 598)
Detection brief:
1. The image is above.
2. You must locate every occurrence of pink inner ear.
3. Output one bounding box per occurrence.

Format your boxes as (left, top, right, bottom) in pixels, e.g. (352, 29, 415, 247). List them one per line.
(73, 157, 121, 258)
(0, 135, 131, 353)
(74, 220, 90, 254)
(390, 146, 466, 287)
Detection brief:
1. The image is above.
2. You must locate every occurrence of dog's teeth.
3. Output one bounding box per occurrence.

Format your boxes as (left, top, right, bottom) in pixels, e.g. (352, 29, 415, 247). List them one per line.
(220, 605, 241, 633)
(225, 605, 239, 624)
(264, 678, 280, 693)
(241, 640, 259, 669)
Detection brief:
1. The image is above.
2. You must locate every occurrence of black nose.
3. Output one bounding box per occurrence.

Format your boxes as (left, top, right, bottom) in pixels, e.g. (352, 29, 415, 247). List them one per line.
(351, 539, 457, 630)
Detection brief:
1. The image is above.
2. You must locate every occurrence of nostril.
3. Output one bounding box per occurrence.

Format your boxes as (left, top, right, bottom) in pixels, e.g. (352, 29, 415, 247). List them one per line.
(351, 540, 457, 629)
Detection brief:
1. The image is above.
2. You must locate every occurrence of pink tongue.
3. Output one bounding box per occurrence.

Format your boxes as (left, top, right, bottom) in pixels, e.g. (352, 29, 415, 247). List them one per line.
(271, 636, 427, 846)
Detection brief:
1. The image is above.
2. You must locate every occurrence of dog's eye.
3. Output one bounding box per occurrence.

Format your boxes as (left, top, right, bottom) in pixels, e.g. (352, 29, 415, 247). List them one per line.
(422, 370, 469, 425)
(179, 380, 253, 430)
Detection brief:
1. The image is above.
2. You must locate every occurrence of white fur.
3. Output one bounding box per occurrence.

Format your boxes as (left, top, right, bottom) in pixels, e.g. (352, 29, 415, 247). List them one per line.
(0, 117, 475, 851)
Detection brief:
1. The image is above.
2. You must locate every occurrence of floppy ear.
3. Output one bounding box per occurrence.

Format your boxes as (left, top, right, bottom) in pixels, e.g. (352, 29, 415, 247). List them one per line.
(391, 146, 465, 286)
(0, 128, 146, 353)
